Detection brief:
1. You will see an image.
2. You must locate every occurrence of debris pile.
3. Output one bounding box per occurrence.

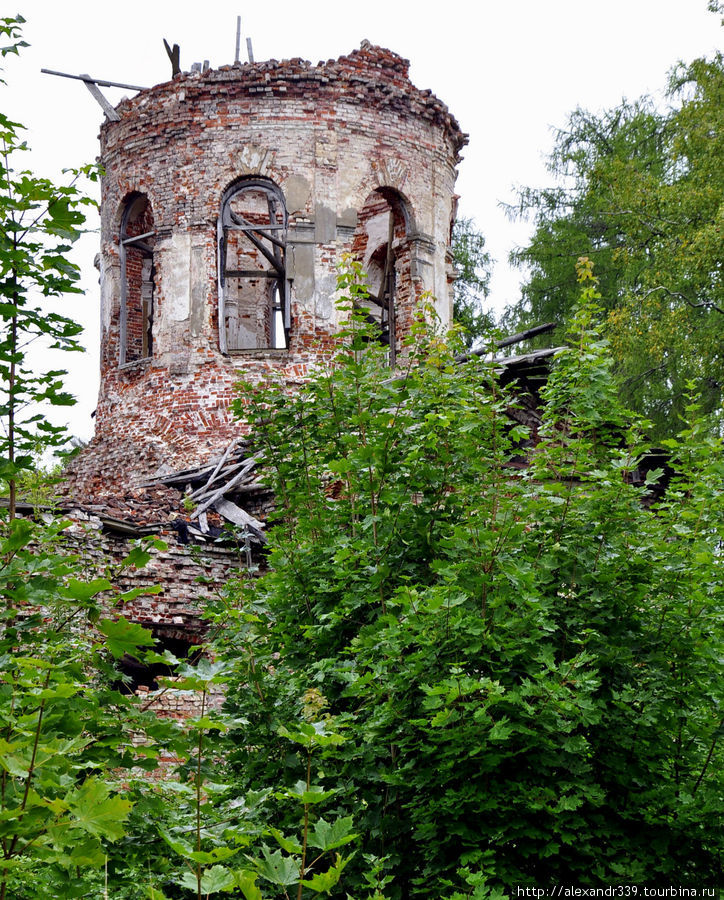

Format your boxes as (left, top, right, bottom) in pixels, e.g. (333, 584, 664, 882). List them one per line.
(144, 437, 269, 544)
(57, 437, 271, 548)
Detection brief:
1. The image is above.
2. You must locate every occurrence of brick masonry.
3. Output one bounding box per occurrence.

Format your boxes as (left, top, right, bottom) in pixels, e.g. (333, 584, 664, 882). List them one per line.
(64, 41, 466, 498)
(59, 43, 466, 709)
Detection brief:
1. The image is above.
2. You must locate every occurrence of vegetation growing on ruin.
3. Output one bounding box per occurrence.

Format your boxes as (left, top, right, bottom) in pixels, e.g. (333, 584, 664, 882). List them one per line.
(0, 11, 722, 899)
(218, 260, 724, 895)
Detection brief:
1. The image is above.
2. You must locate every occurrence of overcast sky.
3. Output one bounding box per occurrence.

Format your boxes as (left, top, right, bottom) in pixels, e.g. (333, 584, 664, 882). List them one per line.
(4, 1, 721, 441)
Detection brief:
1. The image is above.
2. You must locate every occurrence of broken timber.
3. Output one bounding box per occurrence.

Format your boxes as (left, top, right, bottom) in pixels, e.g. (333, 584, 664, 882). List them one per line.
(454, 322, 557, 364)
(78, 74, 120, 121)
(145, 441, 269, 544)
(40, 68, 148, 122)
(163, 39, 181, 77)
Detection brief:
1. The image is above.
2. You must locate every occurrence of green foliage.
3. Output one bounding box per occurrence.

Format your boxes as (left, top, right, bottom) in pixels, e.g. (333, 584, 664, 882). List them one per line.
(138, 644, 367, 900)
(0, 19, 374, 900)
(0, 19, 179, 899)
(504, 50, 724, 436)
(220, 260, 724, 895)
(451, 216, 493, 346)
(0, 516, 180, 898)
(2, 13, 723, 896)
(0, 15, 100, 517)
(99, 615, 158, 659)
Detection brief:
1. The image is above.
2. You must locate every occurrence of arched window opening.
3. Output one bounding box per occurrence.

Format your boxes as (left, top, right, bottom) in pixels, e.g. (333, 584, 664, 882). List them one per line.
(351, 188, 408, 366)
(120, 194, 155, 365)
(219, 179, 288, 351)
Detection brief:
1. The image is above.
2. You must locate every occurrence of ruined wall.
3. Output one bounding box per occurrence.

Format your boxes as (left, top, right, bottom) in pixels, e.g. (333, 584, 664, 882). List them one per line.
(64, 43, 466, 501)
(53, 43, 467, 728)
(57, 508, 231, 731)
(63, 508, 242, 634)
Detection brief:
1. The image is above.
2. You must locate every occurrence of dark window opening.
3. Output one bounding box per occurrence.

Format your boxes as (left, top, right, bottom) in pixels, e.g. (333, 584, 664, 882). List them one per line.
(219, 179, 288, 351)
(114, 632, 197, 694)
(120, 194, 155, 365)
(351, 188, 408, 367)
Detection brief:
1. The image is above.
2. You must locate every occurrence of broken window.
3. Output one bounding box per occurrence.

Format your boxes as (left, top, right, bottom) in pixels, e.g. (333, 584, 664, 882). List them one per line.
(218, 179, 288, 351)
(120, 194, 155, 365)
(114, 630, 198, 694)
(351, 188, 409, 367)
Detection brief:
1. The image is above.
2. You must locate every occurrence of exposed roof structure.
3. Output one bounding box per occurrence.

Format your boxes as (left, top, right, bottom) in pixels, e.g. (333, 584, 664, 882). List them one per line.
(58, 440, 270, 545)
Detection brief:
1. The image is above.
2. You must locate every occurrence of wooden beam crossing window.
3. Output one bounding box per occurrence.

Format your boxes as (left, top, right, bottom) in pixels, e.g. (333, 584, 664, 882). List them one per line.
(218, 179, 288, 352)
(120, 194, 155, 365)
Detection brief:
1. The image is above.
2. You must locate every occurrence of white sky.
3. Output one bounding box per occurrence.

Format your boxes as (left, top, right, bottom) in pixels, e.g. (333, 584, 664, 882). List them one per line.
(3, 1, 721, 442)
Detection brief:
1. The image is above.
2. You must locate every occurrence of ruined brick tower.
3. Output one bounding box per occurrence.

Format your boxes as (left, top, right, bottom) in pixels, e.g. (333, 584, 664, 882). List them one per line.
(66, 41, 466, 501)
(55, 44, 466, 678)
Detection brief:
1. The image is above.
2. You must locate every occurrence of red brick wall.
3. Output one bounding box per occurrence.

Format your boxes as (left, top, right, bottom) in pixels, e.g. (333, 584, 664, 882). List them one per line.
(66, 43, 465, 501)
(123, 198, 155, 363)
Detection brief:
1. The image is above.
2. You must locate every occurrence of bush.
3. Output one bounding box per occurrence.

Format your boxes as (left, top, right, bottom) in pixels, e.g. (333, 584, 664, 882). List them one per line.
(220, 260, 724, 896)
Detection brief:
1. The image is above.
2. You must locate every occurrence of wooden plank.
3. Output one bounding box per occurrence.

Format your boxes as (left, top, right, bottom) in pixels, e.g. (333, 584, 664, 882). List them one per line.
(163, 39, 181, 77)
(231, 226, 286, 248)
(227, 213, 285, 273)
(172, 463, 241, 496)
(214, 498, 266, 542)
(191, 458, 258, 504)
(144, 460, 228, 487)
(41, 68, 147, 91)
(122, 230, 156, 246)
(190, 438, 240, 499)
(496, 322, 557, 350)
(231, 223, 286, 232)
(494, 347, 562, 367)
(191, 453, 264, 517)
(360, 292, 386, 310)
(146, 467, 214, 486)
(126, 240, 154, 255)
(385, 212, 396, 367)
(455, 322, 557, 364)
(80, 74, 121, 121)
(230, 481, 267, 493)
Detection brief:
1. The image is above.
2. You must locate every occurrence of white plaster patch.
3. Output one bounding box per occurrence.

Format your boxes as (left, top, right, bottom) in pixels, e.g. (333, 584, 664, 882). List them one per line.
(338, 161, 370, 213)
(284, 174, 312, 214)
(100, 256, 115, 332)
(238, 145, 273, 176)
(364, 213, 391, 266)
(313, 273, 337, 321)
(161, 232, 192, 324)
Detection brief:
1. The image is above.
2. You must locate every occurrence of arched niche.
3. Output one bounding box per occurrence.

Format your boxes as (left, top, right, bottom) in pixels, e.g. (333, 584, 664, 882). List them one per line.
(351, 187, 411, 365)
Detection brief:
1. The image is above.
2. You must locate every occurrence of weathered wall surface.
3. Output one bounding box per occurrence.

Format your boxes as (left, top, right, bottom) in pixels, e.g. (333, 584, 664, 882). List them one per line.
(64, 43, 466, 500)
(58, 508, 231, 725)
(63, 508, 241, 635)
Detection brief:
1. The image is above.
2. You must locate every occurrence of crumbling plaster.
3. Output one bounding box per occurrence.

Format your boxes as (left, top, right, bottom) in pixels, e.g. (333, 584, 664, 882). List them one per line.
(67, 42, 466, 500)
(55, 44, 470, 720)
